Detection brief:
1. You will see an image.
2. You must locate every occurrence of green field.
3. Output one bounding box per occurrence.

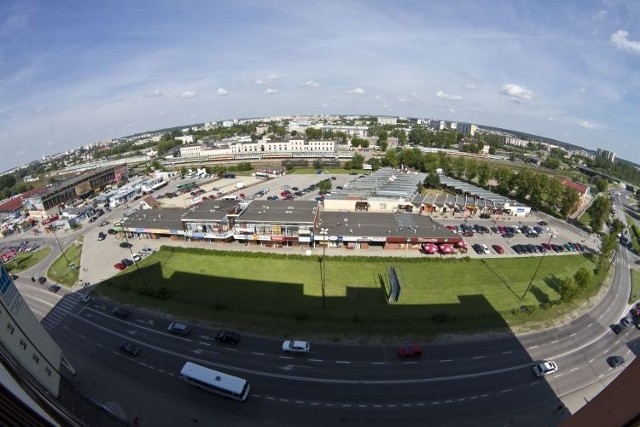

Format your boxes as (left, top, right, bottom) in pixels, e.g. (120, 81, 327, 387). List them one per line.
(97, 247, 601, 339)
(3, 247, 51, 274)
(48, 241, 82, 286)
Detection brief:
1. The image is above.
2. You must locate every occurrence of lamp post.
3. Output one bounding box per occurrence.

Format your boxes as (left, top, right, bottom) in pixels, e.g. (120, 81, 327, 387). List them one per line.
(123, 231, 149, 291)
(51, 227, 72, 267)
(319, 228, 329, 309)
(521, 230, 554, 300)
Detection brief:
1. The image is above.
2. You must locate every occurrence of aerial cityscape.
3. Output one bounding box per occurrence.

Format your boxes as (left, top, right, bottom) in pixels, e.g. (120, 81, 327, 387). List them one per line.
(1, 1, 640, 427)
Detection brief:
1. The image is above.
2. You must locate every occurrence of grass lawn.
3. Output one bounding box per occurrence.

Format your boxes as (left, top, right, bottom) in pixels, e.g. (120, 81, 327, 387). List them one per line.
(630, 269, 640, 304)
(578, 210, 591, 228)
(97, 247, 600, 339)
(3, 247, 52, 274)
(48, 242, 82, 287)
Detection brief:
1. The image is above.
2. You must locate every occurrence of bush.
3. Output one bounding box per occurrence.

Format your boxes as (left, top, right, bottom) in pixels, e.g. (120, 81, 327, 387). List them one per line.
(295, 311, 308, 321)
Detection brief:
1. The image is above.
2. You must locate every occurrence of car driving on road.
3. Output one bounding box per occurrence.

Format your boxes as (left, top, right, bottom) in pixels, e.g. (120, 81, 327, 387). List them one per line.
(397, 344, 423, 358)
(120, 341, 140, 356)
(532, 360, 558, 377)
(282, 340, 310, 353)
(213, 330, 240, 344)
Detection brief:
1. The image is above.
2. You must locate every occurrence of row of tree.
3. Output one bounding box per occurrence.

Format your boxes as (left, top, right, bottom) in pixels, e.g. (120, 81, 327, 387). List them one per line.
(383, 148, 581, 218)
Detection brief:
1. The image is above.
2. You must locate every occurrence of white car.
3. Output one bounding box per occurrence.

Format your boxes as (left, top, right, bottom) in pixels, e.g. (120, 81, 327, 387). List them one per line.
(132, 254, 142, 262)
(481, 244, 490, 254)
(532, 360, 558, 377)
(282, 340, 310, 353)
(141, 247, 155, 254)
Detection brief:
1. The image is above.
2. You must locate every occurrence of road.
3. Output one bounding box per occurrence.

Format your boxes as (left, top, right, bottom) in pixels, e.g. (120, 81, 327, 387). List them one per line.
(2, 187, 639, 426)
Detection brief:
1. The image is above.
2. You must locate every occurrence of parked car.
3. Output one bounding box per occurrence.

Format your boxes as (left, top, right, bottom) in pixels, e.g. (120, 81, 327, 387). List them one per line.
(119, 242, 133, 249)
(132, 254, 142, 262)
(167, 322, 191, 336)
(213, 330, 240, 344)
(113, 262, 126, 270)
(611, 323, 623, 335)
(621, 317, 633, 328)
(398, 344, 423, 358)
(481, 244, 490, 254)
(282, 340, 310, 353)
(97, 232, 106, 241)
(472, 244, 484, 254)
(107, 228, 118, 234)
(121, 258, 134, 267)
(112, 306, 130, 318)
(120, 341, 140, 356)
(607, 355, 625, 368)
(532, 360, 558, 377)
(80, 293, 93, 303)
(492, 245, 505, 254)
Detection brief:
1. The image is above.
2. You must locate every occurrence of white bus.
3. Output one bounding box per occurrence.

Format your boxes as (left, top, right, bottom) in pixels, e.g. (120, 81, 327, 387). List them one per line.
(179, 362, 250, 401)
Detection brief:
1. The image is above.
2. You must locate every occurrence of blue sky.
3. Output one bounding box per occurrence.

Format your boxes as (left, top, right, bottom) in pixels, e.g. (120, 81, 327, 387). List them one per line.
(1, 0, 639, 172)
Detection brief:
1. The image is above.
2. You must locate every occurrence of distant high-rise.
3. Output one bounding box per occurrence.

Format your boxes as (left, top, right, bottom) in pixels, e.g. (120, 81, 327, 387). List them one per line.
(596, 148, 616, 162)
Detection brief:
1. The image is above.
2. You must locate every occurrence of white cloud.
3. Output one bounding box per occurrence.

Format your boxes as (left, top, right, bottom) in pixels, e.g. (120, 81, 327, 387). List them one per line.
(304, 80, 319, 88)
(397, 97, 406, 103)
(143, 89, 163, 97)
(265, 88, 278, 94)
(578, 120, 595, 129)
(436, 91, 463, 101)
(216, 88, 229, 96)
(347, 87, 365, 95)
(592, 10, 607, 21)
(610, 30, 640, 54)
(499, 83, 535, 100)
(448, 107, 456, 114)
(158, 111, 165, 116)
(375, 95, 382, 100)
(178, 90, 197, 99)
(464, 83, 478, 91)
(254, 74, 278, 85)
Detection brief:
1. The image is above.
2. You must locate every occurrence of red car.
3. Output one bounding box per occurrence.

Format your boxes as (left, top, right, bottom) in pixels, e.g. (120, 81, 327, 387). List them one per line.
(631, 308, 640, 318)
(492, 244, 505, 254)
(113, 262, 126, 270)
(398, 344, 423, 358)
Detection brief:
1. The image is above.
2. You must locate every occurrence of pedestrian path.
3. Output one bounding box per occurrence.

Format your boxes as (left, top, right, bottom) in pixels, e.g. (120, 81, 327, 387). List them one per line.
(40, 293, 82, 332)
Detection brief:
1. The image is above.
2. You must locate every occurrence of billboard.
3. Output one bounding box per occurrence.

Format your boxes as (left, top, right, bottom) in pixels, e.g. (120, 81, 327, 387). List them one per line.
(388, 266, 401, 302)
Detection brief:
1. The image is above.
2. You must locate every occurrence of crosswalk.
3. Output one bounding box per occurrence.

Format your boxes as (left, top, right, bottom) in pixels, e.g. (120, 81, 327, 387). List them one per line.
(40, 293, 83, 332)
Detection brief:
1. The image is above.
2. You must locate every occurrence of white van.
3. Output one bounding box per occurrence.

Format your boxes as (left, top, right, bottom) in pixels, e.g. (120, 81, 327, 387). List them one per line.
(222, 195, 240, 201)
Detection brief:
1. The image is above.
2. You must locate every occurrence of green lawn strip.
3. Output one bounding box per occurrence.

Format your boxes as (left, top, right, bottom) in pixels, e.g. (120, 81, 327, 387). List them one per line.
(625, 213, 640, 254)
(578, 210, 591, 228)
(97, 248, 598, 338)
(3, 247, 52, 274)
(289, 167, 362, 175)
(630, 269, 640, 304)
(47, 242, 82, 287)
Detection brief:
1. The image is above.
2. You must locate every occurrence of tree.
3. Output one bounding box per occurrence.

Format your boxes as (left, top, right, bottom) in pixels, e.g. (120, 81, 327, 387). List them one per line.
(573, 267, 592, 289)
(559, 187, 581, 218)
(312, 159, 323, 170)
(351, 153, 365, 169)
(382, 149, 399, 167)
(424, 172, 441, 189)
(318, 180, 332, 192)
(558, 276, 579, 302)
(377, 138, 388, 151)
(477, 163, 491, 187)
(610, 218, 625, 236)
(598, 233, 618, 270)
(594, 177, 608, 193)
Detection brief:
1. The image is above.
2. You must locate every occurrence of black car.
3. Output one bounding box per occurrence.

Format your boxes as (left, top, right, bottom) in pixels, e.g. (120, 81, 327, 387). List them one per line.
(112, 306, 130, 318)
(119, 242, 133, 248)
(512, 245, 523, 254)
(47, 285, 61, 293)
(214, 330, 241, 344)
(610, 323, 623, 335)
(107, 228, 118, 234)
(472, 244, 484, 254)
(503, 232, 515, 239)
(538, 220, 548, 226)
(607, 355, 625, 368)
(37, 276, 47, 284)
(120, 341, 140, 356)
(10, 274, 18, 280)
(98, 232, 106, 241)
(121, 259, 134, 267)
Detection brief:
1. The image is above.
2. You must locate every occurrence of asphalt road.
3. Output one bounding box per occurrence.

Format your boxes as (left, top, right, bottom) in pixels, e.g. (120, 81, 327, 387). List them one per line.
(3, 187, 640, 426)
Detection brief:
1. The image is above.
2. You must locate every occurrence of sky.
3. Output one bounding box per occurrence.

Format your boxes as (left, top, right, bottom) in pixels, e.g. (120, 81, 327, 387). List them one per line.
(1, 0, 639, 172)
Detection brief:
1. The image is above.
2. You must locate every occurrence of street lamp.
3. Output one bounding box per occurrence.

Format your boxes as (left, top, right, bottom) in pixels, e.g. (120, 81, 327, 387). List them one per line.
(123, 231, 149, 291)
(521, 230, 554, 300)
(51, 227, 72, 267)
(319, 228, 329, 309)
